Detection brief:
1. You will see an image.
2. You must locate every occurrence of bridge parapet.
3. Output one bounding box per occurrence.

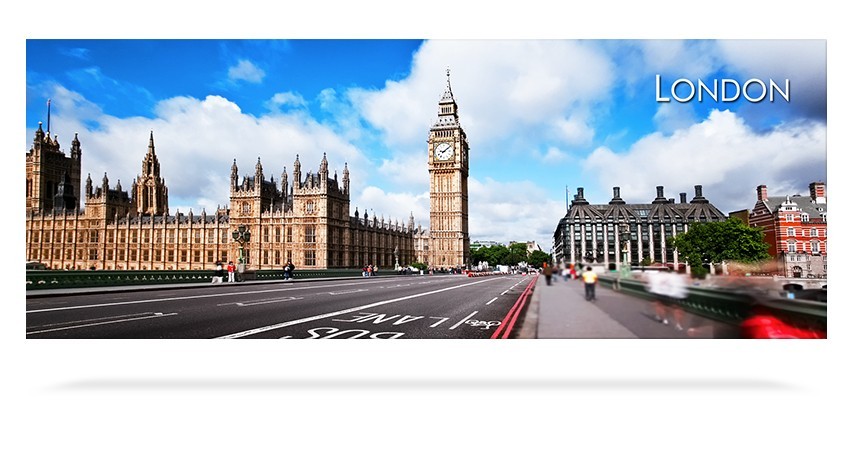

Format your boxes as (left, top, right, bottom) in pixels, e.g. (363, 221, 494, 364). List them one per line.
(25, 268, 391, 290)
(599, 275, 826, 334)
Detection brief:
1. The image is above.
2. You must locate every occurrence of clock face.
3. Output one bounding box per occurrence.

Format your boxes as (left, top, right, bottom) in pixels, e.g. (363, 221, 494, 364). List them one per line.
(434, 142, 454, 161)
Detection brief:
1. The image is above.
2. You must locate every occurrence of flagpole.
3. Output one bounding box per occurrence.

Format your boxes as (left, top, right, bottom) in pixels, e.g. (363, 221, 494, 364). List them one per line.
(47, 99, 51, 134)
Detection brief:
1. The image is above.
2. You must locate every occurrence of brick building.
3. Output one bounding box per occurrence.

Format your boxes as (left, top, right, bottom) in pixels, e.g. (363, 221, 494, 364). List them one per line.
(747, 182, 827, 278)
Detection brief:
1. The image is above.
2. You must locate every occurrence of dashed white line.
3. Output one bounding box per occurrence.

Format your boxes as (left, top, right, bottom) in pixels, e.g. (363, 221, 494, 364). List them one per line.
(450, 311, 479, 330)
(218, 297, 303, 307)
(486, 297, 499, 305)
(26, 312, 177, 335)
(27, 277, 451, 314)
(215, 278, 500, 338)
(429, 317, 450, 328)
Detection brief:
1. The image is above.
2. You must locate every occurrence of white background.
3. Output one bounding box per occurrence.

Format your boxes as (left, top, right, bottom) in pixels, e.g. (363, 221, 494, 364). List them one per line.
(4, 2, 846, 449)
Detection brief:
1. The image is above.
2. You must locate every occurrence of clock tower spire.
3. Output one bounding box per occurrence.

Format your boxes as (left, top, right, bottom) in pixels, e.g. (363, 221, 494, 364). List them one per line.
(427, 68, 470, 270)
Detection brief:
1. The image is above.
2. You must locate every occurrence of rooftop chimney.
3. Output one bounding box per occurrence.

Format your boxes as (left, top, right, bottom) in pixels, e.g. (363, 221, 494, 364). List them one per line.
(572, 187, 589, 206)
(609, 186, 625, 205)
(691, 185, 708, 203)
(756, 185, 768, 201)
(679, 193, 687, 204)
(652, 185, 667, 204)
(809, 181, 826, 204)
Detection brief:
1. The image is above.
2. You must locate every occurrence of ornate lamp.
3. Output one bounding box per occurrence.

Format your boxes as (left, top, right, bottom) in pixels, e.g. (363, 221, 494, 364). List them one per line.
(232, 225, 251, 264)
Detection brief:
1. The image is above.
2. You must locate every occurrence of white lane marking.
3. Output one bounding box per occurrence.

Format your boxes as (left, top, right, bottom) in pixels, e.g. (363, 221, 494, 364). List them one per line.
(429, 317, 450, 328)
(500, 290, 510, 295)
(215, 278, 500, 339)
(450, 310, 479, 330)
(217, 297, 303, 307)
(26, 312, 176, 335)
(486, 297, 499, 305)
(27, 277, 448, 314)
(328, 289, 368, 296)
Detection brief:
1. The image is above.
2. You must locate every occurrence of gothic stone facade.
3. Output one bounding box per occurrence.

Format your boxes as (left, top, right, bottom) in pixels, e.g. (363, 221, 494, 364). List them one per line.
(26, 75, 465, 271)
(427, 70, 470, 269)
(25, 128, 417, 271)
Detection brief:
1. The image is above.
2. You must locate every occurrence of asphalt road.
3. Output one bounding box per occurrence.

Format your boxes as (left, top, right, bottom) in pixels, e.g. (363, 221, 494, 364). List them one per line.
(26, 274, 533, 339)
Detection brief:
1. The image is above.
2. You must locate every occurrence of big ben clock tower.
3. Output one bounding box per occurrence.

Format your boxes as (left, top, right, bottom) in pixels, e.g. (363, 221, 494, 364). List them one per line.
(428, 69, 470, 269)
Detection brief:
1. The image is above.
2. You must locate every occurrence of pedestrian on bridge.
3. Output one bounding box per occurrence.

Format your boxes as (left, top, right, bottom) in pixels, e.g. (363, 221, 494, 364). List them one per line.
(582, 266, 598, 301)
(646, 271, 687, 330)
(212, 261, 224, 284)
(227, 261, 236, 283)
(543, 262, 553, 286)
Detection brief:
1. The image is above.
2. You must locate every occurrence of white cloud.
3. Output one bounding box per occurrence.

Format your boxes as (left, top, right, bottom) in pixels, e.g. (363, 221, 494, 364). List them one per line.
(467, 177, 565, 251)
(652, 102, 697, 134)
(227, 59, 266, 84)
(41, 88, 370, 216)
(535, 146, 570, 164)
(376, 151, 430, 190)
(350, 40, 614, 152)
(636, 40, 720, 79)
(583, 109, 826, 213)
(347, 177, 563, 252)
(352, 186, 429, 230)
(266, 91, 307, 112)
(552, 114, 595, 145)
(716, 39, 826, 118)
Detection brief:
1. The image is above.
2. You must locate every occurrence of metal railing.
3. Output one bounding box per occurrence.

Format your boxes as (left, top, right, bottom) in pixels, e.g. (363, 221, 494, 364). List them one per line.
(25, 268, 400, 290)
(598, 274, 826, 332)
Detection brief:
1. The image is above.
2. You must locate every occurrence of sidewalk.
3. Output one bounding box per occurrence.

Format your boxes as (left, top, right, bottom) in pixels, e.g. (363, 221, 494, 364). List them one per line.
(518, 276, 637, 338)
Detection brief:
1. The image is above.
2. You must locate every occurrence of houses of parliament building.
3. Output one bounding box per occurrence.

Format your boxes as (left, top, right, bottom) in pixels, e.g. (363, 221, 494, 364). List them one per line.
(25, 73, 471, 271)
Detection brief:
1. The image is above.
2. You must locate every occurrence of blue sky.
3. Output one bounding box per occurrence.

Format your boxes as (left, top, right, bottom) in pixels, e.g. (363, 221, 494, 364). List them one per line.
(25, 39, 827, 250)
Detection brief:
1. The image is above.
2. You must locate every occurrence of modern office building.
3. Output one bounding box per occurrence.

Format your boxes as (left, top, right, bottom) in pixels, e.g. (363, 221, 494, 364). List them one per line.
(552, 185, 726, 271)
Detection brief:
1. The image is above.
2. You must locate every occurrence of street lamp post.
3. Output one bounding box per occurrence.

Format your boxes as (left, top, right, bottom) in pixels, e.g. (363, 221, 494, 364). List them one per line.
(231, 225, 251, 277)
(619, 223, 631, 278)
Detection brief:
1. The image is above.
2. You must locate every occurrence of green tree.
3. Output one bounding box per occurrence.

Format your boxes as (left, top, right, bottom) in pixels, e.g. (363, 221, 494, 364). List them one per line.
(505, 242, 528, 266)
(669, 218, 770, 277)
(528, 250, 551, 267)
(470, 247, 489, 265)
(490, 245, 510, 265)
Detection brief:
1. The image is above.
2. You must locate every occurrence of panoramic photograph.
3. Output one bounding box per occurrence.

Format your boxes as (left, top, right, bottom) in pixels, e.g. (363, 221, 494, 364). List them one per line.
(10, 1, 846, 448)
(24, 39, 827, 339)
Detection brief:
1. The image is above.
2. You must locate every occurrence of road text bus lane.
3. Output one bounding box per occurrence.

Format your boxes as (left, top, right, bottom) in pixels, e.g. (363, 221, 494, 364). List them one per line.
(238, 275, 531, 339)
(25, 276, 467, 338)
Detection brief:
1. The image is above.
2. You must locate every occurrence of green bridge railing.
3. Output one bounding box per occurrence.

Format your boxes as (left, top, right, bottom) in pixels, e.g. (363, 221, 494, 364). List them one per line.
(25, 268, 392, 290)
(598, 274, 827, 333)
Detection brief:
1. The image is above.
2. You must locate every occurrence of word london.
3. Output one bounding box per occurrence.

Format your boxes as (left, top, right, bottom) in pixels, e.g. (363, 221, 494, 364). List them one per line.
(655, 74, 791, 103)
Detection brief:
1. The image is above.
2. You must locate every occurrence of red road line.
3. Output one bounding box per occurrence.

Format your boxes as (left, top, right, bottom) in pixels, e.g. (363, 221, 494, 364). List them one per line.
(491, 275, 538, 339)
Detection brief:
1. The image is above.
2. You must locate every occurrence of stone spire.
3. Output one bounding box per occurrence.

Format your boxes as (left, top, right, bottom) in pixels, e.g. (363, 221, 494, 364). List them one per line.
(281, 166, 289, 198)
(136, 131, 169, 216)
(435, 68, 460, 127)
(441, 67, 455, 103)
(293, 154, 302, 190)
(230, 159, 239, 189)
(71, 132, 81, 159)
(319, 152, 329, 184)
(342, 162, 350, 195)
(255, 157, 264, 185)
